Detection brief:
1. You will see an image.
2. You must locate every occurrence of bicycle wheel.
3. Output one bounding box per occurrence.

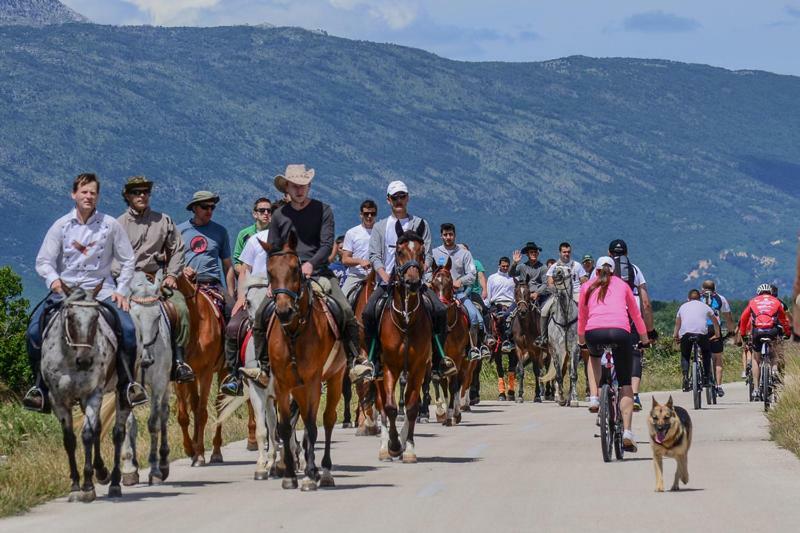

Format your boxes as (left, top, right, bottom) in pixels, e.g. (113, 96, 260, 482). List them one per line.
(705, 382, 713, 406)
(762, 364, 772, 412)
(613, 396, 624, 461)
(747, 371, 754, 402)
(692, 360, 701, 410)
(599, 384, 612, 463)
(711, 382, 717, 405)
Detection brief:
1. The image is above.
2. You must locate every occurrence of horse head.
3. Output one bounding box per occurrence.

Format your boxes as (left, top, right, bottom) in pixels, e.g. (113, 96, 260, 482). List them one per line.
(552, 265, 573, 295)
(395, 230, 425, 293)
(244, 275, 270, 324)
(62, 283, 103, 371)
(260, 231, 305, 325)
(514, 280, 530, 316)
(130, 271, 164, 366)
(430, 257, 454, 302)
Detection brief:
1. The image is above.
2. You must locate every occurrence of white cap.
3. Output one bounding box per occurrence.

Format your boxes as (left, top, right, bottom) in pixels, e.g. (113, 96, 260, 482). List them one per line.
(387, 180, 408, 196)
(596, 256, 615, 270)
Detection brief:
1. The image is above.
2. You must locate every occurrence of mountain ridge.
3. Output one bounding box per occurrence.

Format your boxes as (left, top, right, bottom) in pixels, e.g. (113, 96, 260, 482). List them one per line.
(0, 0, 88, 26)
(0, 23, 798, 301)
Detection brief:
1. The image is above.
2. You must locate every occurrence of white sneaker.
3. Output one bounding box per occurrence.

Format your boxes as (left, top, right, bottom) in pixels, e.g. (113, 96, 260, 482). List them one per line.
(741, 371, 747, 380)
(622, 430, 638, 453)
(587, 396, 600, 413)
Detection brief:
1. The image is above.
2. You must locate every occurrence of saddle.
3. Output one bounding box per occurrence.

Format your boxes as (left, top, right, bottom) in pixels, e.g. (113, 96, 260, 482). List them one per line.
(346, 280, 366, 309)
(198, 282, 227, 333)
(160, 298, 180, 339)
(310, 279, 343, 339)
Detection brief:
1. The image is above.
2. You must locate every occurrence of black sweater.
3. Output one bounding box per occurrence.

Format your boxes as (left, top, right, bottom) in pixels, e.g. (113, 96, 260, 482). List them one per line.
(267, 199, 334, 274)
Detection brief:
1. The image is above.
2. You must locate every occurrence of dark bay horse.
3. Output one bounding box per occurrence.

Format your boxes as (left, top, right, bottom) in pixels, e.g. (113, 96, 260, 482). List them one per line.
(376, 231, 432, 463)
(177, 273, 225, 466)
(429, 259, 469, 425)
(513, 282, 552, 403)
(259, 233, 345, 491)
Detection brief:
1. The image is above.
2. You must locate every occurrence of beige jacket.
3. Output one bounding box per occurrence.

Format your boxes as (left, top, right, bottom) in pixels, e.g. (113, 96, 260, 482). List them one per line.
(117, 207, 185, 278)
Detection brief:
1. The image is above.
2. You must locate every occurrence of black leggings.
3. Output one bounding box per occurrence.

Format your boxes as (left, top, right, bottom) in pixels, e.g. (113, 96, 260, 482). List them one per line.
(680, 334, 712, 381)
(585, 328, 633, 387)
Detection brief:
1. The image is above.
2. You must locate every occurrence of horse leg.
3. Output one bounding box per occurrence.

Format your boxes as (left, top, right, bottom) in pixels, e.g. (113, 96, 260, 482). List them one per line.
(451, 371, 462, 424)
(55, 405, 82, 502)
(295, 389, 321, 492)
(120, 412, 139, 486)
(265, 383, 279, 477)
(93, 414, 110, 486)
(246, 399, 258, 451)
(516, 351, 525, 403)
(320, 372, 344, 488)
(419, 370, 431, 423)
(79, 393, 103, 502)
(157, 398, 171, 482)
(402, 380, 420, 463)
(384, 371, 403, 458)
(435, 376, 447, 424)
(210, 371, 225, 463)
(342, 372, 353, 428)
(555, 353, 565, 406)
(397, 371, 407, 423)
(175, 383, 193, 458)
(190, 372, 210, 466)
(109, 393, 132, 499)
(252, 386, 269, 480)
(277, 393, 298, 489)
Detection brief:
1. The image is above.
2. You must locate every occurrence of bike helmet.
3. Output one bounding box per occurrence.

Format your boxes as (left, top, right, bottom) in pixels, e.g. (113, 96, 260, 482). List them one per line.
(770, 284, 779, 297)
(756, 283, 772, 295)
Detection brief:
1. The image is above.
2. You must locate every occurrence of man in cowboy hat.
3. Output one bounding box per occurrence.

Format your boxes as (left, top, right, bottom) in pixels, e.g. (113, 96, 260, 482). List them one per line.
(244, 164, 373, 385)
(363, 180, 455, 380)
(511, 241, 550, 299)
(117, 176, 195, 384)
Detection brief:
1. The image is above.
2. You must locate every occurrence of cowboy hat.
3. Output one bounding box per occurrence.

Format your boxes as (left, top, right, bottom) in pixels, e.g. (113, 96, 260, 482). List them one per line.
(274, 164, 315, 193)
(521, 241, 542, 254)
(185, 190, 220, 211)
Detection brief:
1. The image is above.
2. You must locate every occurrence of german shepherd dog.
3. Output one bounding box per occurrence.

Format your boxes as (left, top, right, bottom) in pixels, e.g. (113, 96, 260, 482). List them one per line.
(648, 396, 692, 492)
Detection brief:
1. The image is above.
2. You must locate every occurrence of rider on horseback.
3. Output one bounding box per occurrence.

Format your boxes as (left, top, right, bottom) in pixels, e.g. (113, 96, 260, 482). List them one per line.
(117, 176, 195, 384)
(341, 199, 377, 301)
(245, 164, 373, 386)
(536, 242, 588, 347)
(362, 180, 455, 380)
(432, 223, 484, 360)
(23, 173, 147, 412)
(510, 241, 550, 319)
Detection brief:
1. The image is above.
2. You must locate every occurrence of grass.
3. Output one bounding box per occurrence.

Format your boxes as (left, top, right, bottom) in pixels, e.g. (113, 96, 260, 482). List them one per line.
(767, 342, 800, 459)
(0, 388, 250, 518)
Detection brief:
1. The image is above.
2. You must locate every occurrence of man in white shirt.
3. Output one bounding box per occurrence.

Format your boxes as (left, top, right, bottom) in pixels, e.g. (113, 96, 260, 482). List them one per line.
(485, 256, 517, 352)
(24, 173, 145, 412)
(537, 242, 588, 347)
(341, 199, 377, 300)
(673, 289, 721, 391)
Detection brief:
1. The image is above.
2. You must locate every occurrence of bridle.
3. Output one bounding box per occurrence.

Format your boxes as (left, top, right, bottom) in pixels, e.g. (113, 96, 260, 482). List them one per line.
(432, 268, 459, 330)
(63, 300, 100, 350)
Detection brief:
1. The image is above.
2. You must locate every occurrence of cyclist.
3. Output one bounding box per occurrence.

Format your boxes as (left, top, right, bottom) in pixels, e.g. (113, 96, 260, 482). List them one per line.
(736, 284, 791, 400)
(700, 280, 735, 397)
(673, 289, 720, 392)
(579, 256, 649, 452)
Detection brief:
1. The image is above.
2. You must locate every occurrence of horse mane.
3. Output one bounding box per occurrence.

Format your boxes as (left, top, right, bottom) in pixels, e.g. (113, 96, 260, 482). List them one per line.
(397, 230, 423, 246)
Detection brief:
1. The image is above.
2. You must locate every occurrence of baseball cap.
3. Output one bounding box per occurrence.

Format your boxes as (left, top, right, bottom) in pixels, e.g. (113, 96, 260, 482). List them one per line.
(581, 254, 593, 262)
(596, 256, 615, 270)
(387, 181, 408, 196)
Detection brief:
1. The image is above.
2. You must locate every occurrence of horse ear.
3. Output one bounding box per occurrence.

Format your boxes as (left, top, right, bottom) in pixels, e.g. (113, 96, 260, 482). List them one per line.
(91, 283, 103, 299)
(285, 231, 298, 251)
(257, 238, 271, 253)
(445, 257, 452, 271)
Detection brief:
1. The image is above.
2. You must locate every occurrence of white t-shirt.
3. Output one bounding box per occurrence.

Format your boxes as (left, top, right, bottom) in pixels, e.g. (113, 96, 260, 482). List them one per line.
(239, 229, 269, 277)
(589, 261, 646, 305)
(546, 260, 587, 298)
(384, 216, 411, 275)
(342, 224, 372, 278)
(676, 300, 714, 337)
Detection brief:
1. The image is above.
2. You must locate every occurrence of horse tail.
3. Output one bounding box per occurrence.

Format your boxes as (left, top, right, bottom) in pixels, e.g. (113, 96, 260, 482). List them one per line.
(73, 392, 117, 439)
(212, 384, 249, 428)
(540, 356, 556, 382)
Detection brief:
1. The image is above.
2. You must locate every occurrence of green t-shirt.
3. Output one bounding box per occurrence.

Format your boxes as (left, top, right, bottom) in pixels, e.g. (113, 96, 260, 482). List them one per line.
(233, 223, 257, 264)
(470, 259, 485, 295)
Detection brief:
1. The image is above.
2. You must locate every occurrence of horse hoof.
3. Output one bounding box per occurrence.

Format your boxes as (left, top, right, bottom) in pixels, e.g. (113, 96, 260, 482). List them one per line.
(246, 441, 259, 451)
(275, 464, 286, 477)
(95, 467, 111, 485)
(454, 412, 462, 424)
(159, 467, 170, 481)
(402, 451, 417, 464)
(388, 446, 403, 459)
(342, 421, 352, 429)
(436, 413, 446, 423)
(282, 477, 299, 490)
(443, 419, 453, 427)
(149, 473, 164, 486)
(319, 472, 335, 488)
(516, 396, 524, 404)
(300, 478, 318, 492)
(209, 453, 223, 464)
(534, 396, 542, 403)
(379, 448, 391, 462)
(558, 399, 568, 407)
(80, 488, 97, 502)
(122, 472, 139, 487)
(356, 425, 369, 436)
(462, 405, 471, 412)
(191, 456, 205, 467)
(68, 491, 82, 503)
(254, 470, 269, 481)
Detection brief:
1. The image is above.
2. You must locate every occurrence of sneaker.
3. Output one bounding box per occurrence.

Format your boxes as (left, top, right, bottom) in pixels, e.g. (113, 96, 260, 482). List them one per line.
(741, 370, 747, 380)
(498, 393, 507, 401)
(633, 394, 642, 412)
(716, 386, 725, 398)
(507, 390, 516, 402)
(479, 345, 492, 359)
(349, 361, 375, 384)
(220, 375, 244, 396)
(587, 396, 599, 413)
(622, 430, 638, 453)
(501, 341, 514, 353)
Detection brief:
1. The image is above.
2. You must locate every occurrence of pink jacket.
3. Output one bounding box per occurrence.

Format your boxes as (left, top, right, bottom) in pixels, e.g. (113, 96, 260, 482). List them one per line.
(577, 275, 647, 336)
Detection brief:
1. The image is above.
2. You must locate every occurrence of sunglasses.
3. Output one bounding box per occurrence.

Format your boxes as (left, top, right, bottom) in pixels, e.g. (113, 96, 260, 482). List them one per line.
(389, 193, 408, 201)
(361, 211, 377, 218)
(255, 207, 272, 214)
(129, 189, 150, 196)
(197, 203, 216, 211)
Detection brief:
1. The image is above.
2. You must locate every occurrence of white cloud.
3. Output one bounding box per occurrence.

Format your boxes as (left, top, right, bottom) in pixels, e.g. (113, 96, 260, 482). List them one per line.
(123, 0, 221, 25)
(329, 0, 418, 29)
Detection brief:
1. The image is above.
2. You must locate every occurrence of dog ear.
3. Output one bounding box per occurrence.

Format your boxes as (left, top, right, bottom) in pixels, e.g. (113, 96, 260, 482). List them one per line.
(652, 396, 659, 408)
(666, 395, 674, 409)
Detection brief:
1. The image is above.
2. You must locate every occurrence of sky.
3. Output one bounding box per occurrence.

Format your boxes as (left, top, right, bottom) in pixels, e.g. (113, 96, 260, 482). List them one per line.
(62, 1, 800, 75)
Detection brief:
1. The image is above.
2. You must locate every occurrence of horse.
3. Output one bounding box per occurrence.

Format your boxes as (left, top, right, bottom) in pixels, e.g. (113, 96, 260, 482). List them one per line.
(546, 266, 581, 406)
(511, 281, 551, 403)
(120, 271, 174, 486)
(176, 273, 226, 466)
(41, 285, 130, 502)
(375, 231, 432, 463)
(429, 258, 469, 425)
(258, 232, 345, 491)
(349, 269, 380, 436)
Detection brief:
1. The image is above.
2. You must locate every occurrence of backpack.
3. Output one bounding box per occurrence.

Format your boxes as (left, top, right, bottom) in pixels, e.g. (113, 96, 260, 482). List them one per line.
(702, 292, 723, 326)
(613, 255, 637, 293)
(751, 303, 778, 330)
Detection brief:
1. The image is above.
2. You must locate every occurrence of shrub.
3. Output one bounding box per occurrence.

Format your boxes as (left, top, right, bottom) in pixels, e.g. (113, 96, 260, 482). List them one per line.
(0, 267, 31, 395)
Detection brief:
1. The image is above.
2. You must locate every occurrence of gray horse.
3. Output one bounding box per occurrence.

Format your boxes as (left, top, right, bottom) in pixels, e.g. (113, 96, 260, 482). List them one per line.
(546, 267, 581, 407)
(122, 271, 173, 486)
(41, 285, 131, 502)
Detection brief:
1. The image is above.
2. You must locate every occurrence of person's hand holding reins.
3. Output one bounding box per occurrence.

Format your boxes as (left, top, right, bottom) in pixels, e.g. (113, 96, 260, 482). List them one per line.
(50, 279, 65, 294)
(112, 292, 130, 312)
(301, 261, 313, 278)
(162, 275, 178, 289)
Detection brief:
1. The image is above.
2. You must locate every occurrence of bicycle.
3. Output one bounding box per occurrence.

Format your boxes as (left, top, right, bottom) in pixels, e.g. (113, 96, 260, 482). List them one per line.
(687, 335, 716, 410)
(742, 336, 754, 402)
(756, 334, 778, 412)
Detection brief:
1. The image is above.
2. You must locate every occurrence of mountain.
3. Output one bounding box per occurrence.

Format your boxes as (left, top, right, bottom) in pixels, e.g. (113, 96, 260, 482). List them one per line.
(0, 0, 88, 26)
(0, 23, 799, 302)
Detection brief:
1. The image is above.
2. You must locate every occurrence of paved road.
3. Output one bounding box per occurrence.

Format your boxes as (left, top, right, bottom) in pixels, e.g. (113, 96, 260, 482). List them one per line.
(4, 382, 799, 533)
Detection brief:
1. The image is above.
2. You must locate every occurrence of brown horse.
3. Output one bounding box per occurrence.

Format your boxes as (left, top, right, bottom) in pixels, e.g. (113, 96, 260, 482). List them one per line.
(176, 274, 226, 466)
(259, 233, 345, 491)
(350, 269, 380, 436)
(512, 282, 551, 403)
(429, 259, 469, 425)
(376, 231, 432, 463)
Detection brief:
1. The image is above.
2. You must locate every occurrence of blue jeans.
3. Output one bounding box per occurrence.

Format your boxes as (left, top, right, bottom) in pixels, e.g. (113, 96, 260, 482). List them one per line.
(457, 291, 485, 332)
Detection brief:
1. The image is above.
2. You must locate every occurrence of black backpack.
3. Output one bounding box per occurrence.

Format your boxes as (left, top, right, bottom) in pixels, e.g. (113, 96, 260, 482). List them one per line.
(613, 255, 637, 293)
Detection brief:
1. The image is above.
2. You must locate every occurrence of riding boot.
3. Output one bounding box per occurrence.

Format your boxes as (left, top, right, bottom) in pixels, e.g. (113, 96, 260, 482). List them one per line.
(535, 313, 549, 347)
(240, 331, 270, 388)
(345, 321, 374, 384)
(118, 349, 148, 407)
(468, 325, 481, 361)
(221, 335, 244, 396)
(22, 372, 51, 413)
(172, 345, 195, 384)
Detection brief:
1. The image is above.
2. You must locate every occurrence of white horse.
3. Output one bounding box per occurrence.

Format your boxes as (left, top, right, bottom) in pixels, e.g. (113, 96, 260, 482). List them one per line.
(122, 271, 173, 486)
(546, 266, 581, 407)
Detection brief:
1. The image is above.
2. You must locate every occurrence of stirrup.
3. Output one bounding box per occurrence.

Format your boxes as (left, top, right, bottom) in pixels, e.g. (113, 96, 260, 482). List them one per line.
(501, 341, 514, 353)
(468, 347, 481, 362)
(442, 357, 458, 377)
(174, 362, 195, 384)
(22, 387, 47, 413)
(534, 336, 547, 348)
(349, 361, 374, 385)
(239, 368, 269, 388)
(126, 383, 149, 407)
(480, 345, 492, 359)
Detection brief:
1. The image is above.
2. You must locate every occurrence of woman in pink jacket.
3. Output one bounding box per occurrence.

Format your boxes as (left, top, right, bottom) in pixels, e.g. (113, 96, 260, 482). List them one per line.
(578, 256, 649, 452)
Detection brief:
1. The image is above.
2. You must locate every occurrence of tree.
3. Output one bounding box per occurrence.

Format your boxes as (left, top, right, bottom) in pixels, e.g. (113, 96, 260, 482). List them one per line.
(0, 266, 31, 394)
